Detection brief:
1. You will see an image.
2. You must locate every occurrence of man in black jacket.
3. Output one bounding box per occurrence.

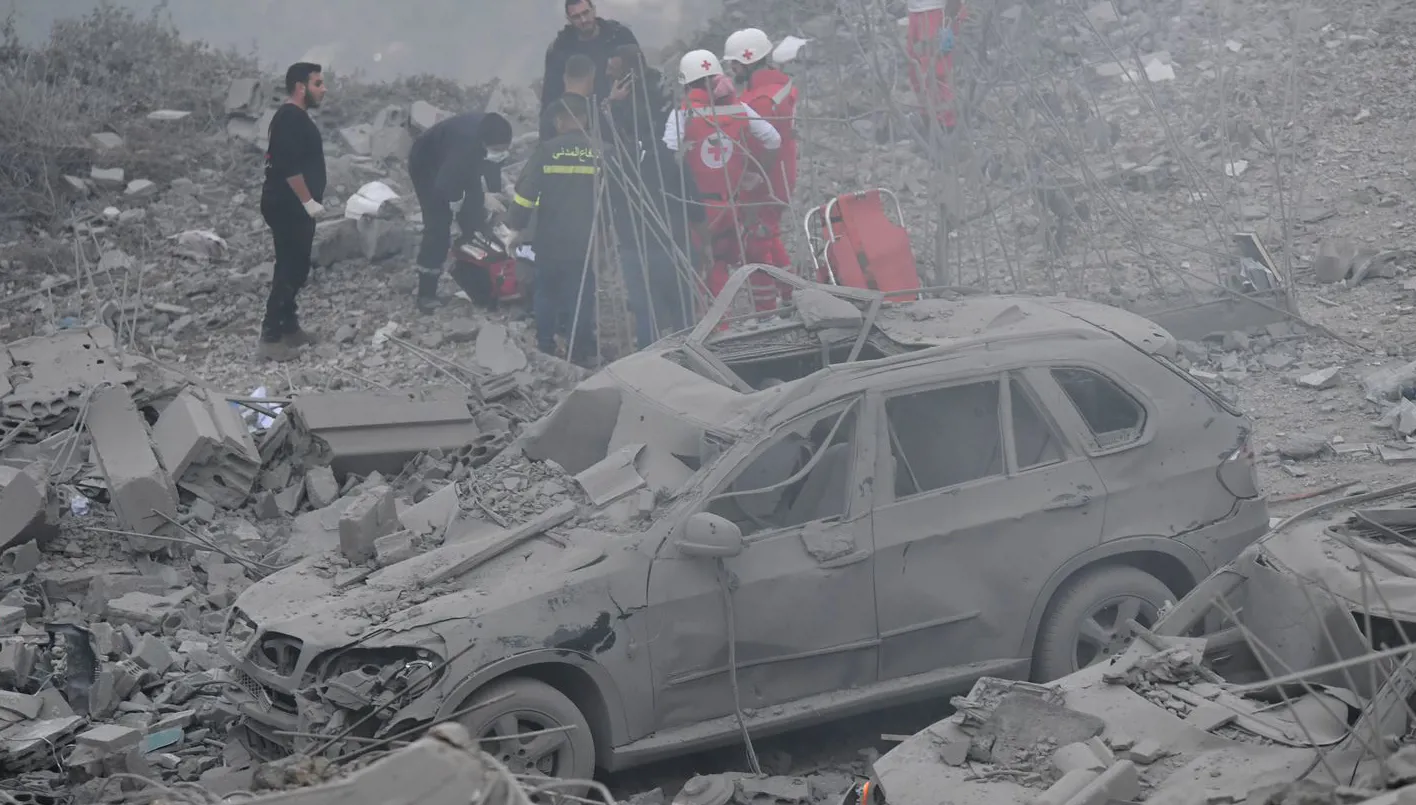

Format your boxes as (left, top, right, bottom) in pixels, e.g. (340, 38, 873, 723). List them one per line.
(407, 111, 513, 313)
(539, 0, 638, 141)
(259, 62, 327, 361)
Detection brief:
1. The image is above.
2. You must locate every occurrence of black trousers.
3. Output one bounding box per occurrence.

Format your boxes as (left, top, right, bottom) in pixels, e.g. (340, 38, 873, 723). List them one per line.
(413, 174, 483, 274)
(260, 199, 316, 342)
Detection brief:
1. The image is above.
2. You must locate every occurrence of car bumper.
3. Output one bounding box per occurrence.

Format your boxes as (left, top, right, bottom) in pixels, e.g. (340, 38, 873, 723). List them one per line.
(1177, 496, 1269, 575)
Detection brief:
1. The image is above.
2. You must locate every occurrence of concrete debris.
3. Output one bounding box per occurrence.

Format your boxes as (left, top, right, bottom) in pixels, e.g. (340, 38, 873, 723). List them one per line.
(280, 389, 482, 478)
(87, 384, 179, 538)
(153, 387, 261, 507)
(0, 463, 55, 552)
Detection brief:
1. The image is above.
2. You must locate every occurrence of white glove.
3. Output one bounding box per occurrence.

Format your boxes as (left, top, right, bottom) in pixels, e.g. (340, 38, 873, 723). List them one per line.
(484, 192, 507, 215)
(302, 199, 324, 218)
(504, 229, 524, 252)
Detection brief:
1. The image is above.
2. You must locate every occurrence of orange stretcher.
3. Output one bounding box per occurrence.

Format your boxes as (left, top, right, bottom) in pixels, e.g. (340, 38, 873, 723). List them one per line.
(804, 188, 921, 300)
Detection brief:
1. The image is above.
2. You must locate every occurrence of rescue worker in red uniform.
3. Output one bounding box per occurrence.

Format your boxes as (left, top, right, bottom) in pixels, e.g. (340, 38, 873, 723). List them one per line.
(907, 0, 965, 130)
(663, 50, 781, 307)
(723, 28, 799, 310)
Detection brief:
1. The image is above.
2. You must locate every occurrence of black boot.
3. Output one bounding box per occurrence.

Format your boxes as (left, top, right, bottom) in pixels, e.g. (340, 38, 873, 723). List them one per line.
(416, 270, 440, 314)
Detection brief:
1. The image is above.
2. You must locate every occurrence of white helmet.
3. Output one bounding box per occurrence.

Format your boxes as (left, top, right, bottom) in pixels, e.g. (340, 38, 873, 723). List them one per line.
(723, 28, 772, 66)
(679, 49, 724, 85)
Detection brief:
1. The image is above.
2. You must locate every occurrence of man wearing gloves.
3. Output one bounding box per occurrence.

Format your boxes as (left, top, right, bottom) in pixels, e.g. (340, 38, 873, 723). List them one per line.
(407, 111, 514, 313)
(258, 62, 327, 361)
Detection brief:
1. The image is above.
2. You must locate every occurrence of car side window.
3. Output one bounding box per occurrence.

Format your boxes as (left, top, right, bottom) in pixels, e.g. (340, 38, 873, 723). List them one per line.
(885, 380, 1004, 498)
(1051, 367, 1145, 449)
(1011, 377, 1065, 469)
(707, 406, 858, 538)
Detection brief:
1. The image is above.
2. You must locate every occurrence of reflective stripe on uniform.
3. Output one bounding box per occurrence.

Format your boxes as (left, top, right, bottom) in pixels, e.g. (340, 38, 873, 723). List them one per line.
(771, 79, 795, 106)
(543, 165, 598, 174)
(513, 193, 538, 208)
(687, 103, 748, 118)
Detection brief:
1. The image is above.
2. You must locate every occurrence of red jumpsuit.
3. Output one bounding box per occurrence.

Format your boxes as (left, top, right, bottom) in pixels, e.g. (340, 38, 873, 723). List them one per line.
(906, 6, 965, 129)
(740, 67, 799, 310)
(680, 89, 755, 304)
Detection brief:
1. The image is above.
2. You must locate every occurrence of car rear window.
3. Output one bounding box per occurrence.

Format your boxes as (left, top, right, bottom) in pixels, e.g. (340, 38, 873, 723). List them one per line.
(1051, 367, 1145, 449)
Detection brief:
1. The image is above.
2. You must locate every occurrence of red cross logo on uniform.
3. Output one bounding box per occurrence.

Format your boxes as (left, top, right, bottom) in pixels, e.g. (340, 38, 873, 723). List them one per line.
(701, 59, 712, 71)
(701, 133, 733, 169)
(743, 49, 754, 60)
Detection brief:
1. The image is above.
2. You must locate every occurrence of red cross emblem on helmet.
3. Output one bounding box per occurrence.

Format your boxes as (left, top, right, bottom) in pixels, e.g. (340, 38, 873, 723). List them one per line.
(743, 49, 754, 60)
(701, 59, 712, 71)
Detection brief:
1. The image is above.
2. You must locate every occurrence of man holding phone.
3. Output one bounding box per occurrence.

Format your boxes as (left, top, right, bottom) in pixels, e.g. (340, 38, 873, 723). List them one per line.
(604, 45, 670, 153)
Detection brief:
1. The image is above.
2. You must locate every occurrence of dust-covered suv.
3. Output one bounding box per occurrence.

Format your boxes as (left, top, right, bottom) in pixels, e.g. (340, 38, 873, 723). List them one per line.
(222, 268, 1268, 782)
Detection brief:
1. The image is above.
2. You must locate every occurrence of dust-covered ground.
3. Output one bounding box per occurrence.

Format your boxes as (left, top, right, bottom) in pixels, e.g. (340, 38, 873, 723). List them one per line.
(2, 0, 1416, 801)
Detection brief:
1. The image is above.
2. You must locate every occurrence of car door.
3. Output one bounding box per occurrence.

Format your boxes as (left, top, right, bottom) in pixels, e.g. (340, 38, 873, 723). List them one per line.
(870, 371, 1106, 680)
(645, 396, 879, 731)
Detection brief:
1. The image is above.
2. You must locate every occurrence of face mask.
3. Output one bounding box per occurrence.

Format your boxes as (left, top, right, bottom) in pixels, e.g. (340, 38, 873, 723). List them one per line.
(485, 150, 509, 163)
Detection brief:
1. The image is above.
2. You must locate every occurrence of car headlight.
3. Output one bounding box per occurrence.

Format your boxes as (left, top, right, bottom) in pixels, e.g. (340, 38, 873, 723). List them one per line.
(312, 647, 445, 711)
(224, 607, 259, 657)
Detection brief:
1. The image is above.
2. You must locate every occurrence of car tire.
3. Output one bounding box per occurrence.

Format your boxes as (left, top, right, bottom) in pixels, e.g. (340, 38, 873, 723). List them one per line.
(1032, 565, 1174, 682)
(458, 677, 596, 782)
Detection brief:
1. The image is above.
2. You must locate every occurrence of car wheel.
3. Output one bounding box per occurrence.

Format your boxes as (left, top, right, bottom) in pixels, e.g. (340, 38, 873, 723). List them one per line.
(458, 677, 596, 782)
(1033, 565, 1173, 681)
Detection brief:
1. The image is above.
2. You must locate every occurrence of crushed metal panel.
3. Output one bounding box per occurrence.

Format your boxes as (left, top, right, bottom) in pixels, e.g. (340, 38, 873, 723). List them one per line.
(285, 390, 480, 479)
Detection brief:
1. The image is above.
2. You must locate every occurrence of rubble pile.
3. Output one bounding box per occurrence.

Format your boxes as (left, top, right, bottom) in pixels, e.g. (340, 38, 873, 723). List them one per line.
(0, 322, 585, 803)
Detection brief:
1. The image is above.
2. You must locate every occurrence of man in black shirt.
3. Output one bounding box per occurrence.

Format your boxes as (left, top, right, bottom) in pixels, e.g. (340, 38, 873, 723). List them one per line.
(507, 95, 601, 367)
(607, 142, 707, 348)
(259, 62, 327, 361)
(407, 111, 513, 313)
(540, 0, 638, 142)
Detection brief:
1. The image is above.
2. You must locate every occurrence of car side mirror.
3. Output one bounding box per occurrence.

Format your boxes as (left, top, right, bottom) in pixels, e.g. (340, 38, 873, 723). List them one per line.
(677, 512, 743, 558)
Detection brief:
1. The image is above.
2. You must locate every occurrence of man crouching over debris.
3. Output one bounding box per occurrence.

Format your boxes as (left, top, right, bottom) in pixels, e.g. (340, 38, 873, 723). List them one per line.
(506, 94, 600, 367)
(408, 111, 514, 313)
(259, 62, 327, 361)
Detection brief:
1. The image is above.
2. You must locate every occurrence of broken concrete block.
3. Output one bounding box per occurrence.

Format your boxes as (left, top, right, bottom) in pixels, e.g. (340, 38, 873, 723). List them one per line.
(340, 124, 374, 155)
(305, 466, 340, 509)
(375, 530, 417, 566)
(131, 634, 174, 674)
(339, 485, 398, 563)
(372, 104, 410, 131)
(77, 723, 142, 753)
(1297, 366, 1342, 390)
(1184, 701, 1237, 732)
(371, 125, 414, 162)
(1125, 738, 1164, 765)
(90, 166, 124, 188)
(0, 606, 23, 635)
(355, 215, 409, 261)
(106, 589, 190, 633)
(1066, 760, 1139, 805)
(1313, 239, 1358, 284)
(224, 78, 267, 116)
(0, 540, 40, 575)
(147, 109, 191, 121)
(87, 385, 178, 537)
(0, 691, 41, 723)
(474, 322, 528, 375)
(0, 464, 55, 552)
(410, 100, 451, 133)
(1031, 769, 1101, 805)
(1053, 742, 1107, 775)
(311, 218, 361, 266)
(90, 131, 124, 151)
(794, 288, 863, 330)
(152, 387, 261, 508)
(125, 179, 158, 199)
(400, 483, 460, 537)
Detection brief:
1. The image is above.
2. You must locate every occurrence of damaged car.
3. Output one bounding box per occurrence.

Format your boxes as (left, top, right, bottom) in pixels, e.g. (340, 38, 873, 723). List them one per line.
(870, 480, 1416, 805)
(221, 267, 1268, 781)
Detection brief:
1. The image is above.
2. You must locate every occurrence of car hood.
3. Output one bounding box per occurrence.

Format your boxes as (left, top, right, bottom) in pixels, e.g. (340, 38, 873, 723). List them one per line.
(234, 523, 632, 651)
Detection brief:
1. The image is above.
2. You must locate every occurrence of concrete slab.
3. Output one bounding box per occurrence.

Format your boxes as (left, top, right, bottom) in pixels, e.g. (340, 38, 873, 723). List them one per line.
(286, 391, 479, 479)
(87, 385, 178, 536)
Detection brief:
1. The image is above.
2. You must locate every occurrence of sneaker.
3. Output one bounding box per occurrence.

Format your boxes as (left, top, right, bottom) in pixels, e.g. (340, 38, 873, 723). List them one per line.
(257, 340, 297, 362)
(283, 328, 319, 348)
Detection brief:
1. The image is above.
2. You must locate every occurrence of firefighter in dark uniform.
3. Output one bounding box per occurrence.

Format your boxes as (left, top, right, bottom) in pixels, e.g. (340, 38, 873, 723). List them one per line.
(507, 93, 602, 367)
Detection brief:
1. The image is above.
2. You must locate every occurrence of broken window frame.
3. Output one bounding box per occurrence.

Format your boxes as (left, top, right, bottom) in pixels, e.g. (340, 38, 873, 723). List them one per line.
(1009, 375, 1067, 472)
(1045, 364, 1149, 454)
(703, 396, 865, 541)
(876, 372, 1013, 502)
